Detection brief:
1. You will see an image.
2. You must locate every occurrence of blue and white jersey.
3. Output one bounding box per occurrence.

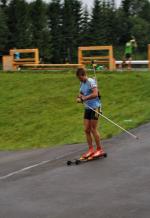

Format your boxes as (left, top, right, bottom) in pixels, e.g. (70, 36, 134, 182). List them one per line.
(80, 78, 101, 109)
(15, 52, 20, 60)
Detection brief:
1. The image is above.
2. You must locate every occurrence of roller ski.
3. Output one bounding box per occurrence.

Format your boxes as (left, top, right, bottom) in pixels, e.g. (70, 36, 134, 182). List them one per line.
(67, 147, 107, 166)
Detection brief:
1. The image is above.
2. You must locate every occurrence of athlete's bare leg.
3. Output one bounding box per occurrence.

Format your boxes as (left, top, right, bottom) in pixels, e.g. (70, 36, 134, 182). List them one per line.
(128, 57, 132, 70)
(84, 119, 93, 148)
(90, 119, 102, 150)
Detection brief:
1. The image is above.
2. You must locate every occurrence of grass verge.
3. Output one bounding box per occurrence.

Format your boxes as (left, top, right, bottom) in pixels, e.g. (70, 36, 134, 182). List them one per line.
(0, 71, 150, 150)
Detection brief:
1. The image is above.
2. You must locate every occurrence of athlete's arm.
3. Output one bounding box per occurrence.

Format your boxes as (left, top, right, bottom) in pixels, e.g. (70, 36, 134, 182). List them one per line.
(81, 88, 98, 101)
(76, 93, 84, 103)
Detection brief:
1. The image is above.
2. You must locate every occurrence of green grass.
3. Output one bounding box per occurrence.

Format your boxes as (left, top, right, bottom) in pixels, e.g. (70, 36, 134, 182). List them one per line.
(0, 71, 150, 150)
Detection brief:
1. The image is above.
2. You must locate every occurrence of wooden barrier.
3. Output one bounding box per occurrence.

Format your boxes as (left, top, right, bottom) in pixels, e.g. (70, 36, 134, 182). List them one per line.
(78, 46, 115, 71)
(2, 55, 14, 71)
(22, 63, 83, 70)
(3, 45, 150, 71)
(3, 48, 83, 71)
(10, 48, 39, 70)
(148, 44, 150, 69)
(23, 64, 83, 67)
(3, 48, 39, 71)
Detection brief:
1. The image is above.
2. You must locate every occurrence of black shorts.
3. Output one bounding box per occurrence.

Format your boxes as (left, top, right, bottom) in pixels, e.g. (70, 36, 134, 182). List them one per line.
(125, 53, 132, 59)
(84, 107, 101, 120)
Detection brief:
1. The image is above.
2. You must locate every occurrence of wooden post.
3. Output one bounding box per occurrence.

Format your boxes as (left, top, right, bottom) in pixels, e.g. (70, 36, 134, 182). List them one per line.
(9, 48, 40, 70)
(78, 46, 115, 71)
(78, 47, 82, 66)
(109, 46, 115, 71)
(148, 44, 150, 69)
(2, 55, 14, 71)
(34, 48, 39, 64)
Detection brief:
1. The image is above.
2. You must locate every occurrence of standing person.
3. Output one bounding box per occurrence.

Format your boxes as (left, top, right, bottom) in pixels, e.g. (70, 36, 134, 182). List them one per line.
(0, 50, 2, 63)
(13, 48, 20, 60)
(122, 36, 137, 70)
(76, 68, 105, 160)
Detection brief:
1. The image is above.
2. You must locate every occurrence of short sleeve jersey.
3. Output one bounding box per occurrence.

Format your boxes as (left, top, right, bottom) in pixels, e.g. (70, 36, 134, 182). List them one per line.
(125, 42, 133, 54)
(80, 78, 101, 109)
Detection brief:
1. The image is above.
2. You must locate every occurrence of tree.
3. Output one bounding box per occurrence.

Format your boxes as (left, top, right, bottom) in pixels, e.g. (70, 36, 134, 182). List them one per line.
(89, 0, 115, 45)
(121, 0, 150, 16)
(0, 7, 8, 50)
(138, 0, 150, 22)
(48, 0, 63, 63)
(61, 0, 82, 63)
(100, 1, 117, 44)
(130, 16, 150, 51)
(89, 0, 102, 45)
(1, 0, 150, 62)
(119, 0, 150, 45)
(30, 0, 52, 62)
(0, 0, 8, 9)
(121, 0, 131, 16)
(7, 0, 31, 48)
(79, 5, 90, 46)
(116, 0, 133, 44)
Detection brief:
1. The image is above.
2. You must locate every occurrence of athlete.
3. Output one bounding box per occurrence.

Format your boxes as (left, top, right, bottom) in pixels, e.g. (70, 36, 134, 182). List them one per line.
(76, 68, 105, 160)
(13, 48, 20, 60)
(122, 36, 137, 70)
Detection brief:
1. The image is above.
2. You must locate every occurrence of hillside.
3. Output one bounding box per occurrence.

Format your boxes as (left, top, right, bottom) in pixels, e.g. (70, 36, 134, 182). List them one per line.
(0, 71, 150, 150)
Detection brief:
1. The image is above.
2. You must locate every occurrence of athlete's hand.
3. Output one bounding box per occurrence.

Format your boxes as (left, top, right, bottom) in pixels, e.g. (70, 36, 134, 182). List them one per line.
(76, 97, 83, 103)
(76, 94, 83, 103)
(76, 94, 88, 103)
(80, 95, 88, 101)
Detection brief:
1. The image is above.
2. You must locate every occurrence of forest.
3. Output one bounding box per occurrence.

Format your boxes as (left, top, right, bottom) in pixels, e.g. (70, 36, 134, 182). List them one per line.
(0, 0, 150, 63)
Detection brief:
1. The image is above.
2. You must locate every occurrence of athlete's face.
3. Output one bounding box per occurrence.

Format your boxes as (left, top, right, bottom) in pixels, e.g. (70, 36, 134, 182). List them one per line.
(77, 75, 87, 82)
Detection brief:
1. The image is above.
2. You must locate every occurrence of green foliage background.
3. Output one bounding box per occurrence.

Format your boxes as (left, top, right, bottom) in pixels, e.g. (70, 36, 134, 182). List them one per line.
(0, 0, 150, 62)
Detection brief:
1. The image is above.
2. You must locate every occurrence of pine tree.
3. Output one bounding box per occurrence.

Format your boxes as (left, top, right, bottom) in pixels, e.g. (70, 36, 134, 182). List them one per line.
(61, 0, 82, 63)
(7, 0, 31, 48)
(121, 0, 131, 16)
(0, 7, 8, 50)
(89, 0, 117, 45)
(101, 0, 117, 44)
(120, 0, 150, 47)
(80, 5, 90, 46)
(116, 0, 133, 44)
(72, 0, 82, 44)
(48, 0, 63, 63)
(30, 0, 52, 62)
(89, 0, 104, 45)
(128, 0, 148, 16)
(130, 16, 150, 51)
(121, 0, 149, 16)
(139, 0, 150, 22)
(0, 0, 8, 9)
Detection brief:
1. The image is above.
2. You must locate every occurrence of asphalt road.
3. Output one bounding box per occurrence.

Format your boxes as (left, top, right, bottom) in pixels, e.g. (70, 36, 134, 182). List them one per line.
(0, 123, 150, 218)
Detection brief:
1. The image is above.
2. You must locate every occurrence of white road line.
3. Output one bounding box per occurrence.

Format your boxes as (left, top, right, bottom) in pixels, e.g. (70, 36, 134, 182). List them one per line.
(0, 160, 50, 180)
(0, 148, 84, 180)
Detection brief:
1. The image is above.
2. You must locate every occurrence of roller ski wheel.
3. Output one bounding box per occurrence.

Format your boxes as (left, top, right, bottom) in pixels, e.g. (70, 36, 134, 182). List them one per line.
(104, 153, 107, 158)
(67, 160, 72, 166)
(75, 159, 81, 165)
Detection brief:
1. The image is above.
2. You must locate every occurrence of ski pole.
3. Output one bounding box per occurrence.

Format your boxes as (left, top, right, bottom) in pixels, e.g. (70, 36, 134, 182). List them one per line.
(91, 60, 97, 81)
(84, 103, 139, 140)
